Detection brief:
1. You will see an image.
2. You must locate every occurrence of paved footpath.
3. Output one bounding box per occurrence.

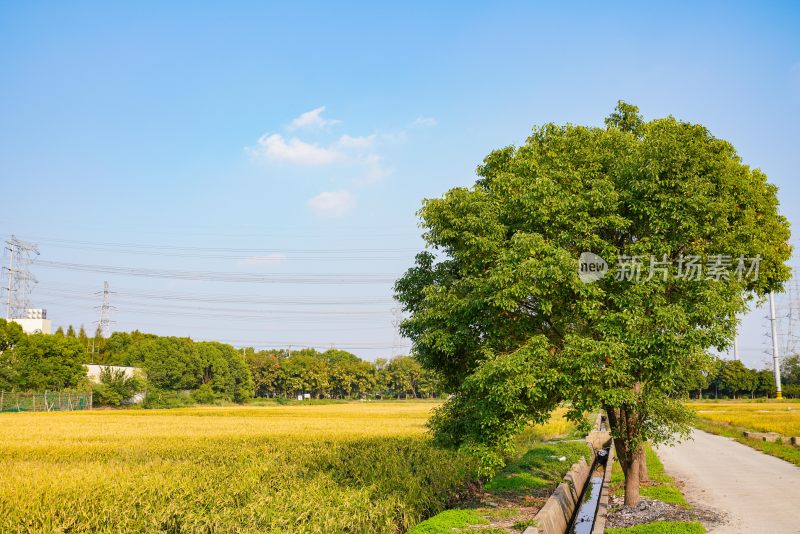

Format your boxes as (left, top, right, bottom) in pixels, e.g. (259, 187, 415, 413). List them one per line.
(656, 428, 800, 534)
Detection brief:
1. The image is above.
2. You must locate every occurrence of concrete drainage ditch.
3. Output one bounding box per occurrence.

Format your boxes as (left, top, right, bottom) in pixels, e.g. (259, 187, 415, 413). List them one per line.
(524, 415, 614, 534)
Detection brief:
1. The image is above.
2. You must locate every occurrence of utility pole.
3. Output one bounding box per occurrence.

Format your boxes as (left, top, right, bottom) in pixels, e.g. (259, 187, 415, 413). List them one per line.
(3, 236, 39, 319)
(733, 335, 739, 360)
(769, 291, 783, 399)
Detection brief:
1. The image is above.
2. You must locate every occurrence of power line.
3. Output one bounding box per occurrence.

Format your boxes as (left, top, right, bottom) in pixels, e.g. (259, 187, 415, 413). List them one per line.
(33, 282, 394, 306)
(35, 260, 399, 285)
(34, 289, 395, 317)
(19, 235, 417, 259)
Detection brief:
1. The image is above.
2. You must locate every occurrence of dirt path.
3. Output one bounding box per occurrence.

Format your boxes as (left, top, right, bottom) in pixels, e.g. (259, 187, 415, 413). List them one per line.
(656, 428, 800, 533)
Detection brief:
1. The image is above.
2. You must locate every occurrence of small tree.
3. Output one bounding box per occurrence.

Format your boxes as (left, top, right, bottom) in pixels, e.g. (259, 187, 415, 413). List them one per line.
(92, 367, 144, 406)
(720, 360, 751, 398)
(782, 354, 800, 385)
(395, 102, 791, 506)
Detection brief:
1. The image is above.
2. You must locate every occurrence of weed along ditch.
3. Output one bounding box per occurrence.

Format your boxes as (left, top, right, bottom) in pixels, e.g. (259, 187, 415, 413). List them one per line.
(523, 414, 613, 534)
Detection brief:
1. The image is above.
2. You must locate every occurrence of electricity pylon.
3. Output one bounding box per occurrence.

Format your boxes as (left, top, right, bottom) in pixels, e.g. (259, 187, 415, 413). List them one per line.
(2, 236, 39, 319)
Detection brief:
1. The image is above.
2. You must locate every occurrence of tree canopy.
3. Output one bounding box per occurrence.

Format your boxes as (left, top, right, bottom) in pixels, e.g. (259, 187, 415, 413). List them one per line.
(8, 334, 86, 391)
(395, 102, 791, 505)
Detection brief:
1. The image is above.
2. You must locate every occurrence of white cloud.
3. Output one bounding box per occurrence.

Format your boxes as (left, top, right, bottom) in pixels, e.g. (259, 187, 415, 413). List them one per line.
(411, 116, 438, 128)
(239, 253, 288, 266)
(357, 154, 391, 185)
(247, 133, 342, 165)
(337, 134, 376, 149)
(247, 108, 422, 186)
(308, 190, 355, 217)
(289, 106, 341, 130)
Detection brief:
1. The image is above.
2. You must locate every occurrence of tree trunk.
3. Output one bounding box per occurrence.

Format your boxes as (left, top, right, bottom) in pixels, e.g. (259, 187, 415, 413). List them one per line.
(638, 445, 649, 482)
(624, 448, 642, 507)
(606, 402, 643, 508)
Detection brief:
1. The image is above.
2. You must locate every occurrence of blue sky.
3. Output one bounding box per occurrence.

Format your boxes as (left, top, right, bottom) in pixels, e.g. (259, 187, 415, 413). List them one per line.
(1, 1, 799, 365)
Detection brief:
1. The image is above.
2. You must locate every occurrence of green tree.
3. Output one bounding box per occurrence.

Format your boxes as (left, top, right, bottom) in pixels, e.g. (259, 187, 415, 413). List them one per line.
(66, 325, 76, 338)
(325, 349, 360, 398)
(92, 367, 145, 406)
(0, 319, 25, 389)
(387, 355, 424, 398)
(78, 325, 88, 346)
(246, 350, 283, 397)
(756, 369, 775, 397)
(675, 355, 719, 399)
(193, 341, 253, 402)
(719, 360, 751, 398)
(395, 102, 791, 506)
(294, 350, 330, 398)
(12, 334, 86, 391)
(744, 368, 760, 399)
(781, 354, 800, 385)
(124, 336, 199, 390)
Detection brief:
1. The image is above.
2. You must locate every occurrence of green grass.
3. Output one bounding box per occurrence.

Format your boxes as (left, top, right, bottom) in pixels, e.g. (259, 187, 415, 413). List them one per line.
(606, 521, 706, 533)
(408, 509, 489, 533)
(409, 428, 589, 533)
(485, 441, 591, 493)
(693, 418, 800, 467)
(610, 445, 686, 506)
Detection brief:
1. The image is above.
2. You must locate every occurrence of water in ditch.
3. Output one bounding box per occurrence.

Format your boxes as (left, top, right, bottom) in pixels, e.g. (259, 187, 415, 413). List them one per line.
(569, 475, 604, 534)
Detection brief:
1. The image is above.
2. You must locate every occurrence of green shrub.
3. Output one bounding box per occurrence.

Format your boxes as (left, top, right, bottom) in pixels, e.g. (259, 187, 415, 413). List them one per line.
(408, 509, 488, 533)
(142, 388, 194, 409)
(92, 368, 144, 407)
(191, 384, 221, 404)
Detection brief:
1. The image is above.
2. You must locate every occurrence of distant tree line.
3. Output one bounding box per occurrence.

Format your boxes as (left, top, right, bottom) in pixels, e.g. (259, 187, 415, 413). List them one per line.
(244, 349, 442, 399)
(680, 355, 800, 399)
(0, 320, 444, 407)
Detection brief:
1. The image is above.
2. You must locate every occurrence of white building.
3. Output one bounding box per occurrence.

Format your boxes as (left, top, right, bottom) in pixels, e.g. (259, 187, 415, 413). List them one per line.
(84, 364, 140, 382)
(11, 308, 52, 334)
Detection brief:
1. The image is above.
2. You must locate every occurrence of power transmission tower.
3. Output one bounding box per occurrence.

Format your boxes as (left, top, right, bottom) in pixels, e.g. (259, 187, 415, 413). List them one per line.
(2, 236, 39, 319)
(94, 281, 116, 338)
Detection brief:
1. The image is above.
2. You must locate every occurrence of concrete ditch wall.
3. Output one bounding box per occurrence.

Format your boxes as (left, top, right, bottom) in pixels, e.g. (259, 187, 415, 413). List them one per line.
(524, 414, 609, 534)
(590, 440, 614, 534)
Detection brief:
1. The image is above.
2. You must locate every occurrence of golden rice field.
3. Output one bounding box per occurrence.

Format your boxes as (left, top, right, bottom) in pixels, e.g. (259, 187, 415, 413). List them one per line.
(0, 401, 572, 533)
(687, 400, 800, 436)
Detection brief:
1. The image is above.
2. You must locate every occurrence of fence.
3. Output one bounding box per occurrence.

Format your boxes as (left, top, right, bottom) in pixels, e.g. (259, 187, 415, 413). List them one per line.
(0, 391, 93, 412)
